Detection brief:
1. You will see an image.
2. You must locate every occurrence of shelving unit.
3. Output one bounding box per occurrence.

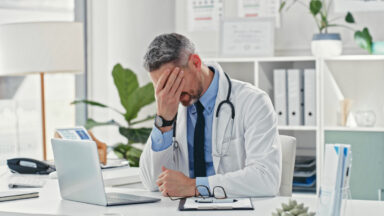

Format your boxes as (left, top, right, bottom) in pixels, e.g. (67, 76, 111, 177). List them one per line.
(204, 55, 384, 200)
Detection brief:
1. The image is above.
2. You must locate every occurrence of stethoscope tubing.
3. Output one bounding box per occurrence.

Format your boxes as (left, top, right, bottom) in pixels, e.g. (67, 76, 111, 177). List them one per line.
(172, 71, 235, 155)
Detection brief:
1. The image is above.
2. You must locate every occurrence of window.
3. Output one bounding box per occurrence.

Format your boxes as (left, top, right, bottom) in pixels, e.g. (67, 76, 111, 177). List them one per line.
(0, 0, 86, 163)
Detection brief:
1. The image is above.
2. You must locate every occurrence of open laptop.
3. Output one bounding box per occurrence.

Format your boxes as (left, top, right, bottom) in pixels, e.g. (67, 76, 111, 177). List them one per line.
(51, 138, 160, 206)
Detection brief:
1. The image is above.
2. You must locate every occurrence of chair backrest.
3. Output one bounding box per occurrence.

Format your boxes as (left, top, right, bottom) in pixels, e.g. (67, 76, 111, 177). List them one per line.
(279, 135, 297, 196)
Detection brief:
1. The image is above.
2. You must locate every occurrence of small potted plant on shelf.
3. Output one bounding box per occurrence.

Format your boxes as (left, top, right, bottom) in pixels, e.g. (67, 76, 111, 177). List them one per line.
(279, 0, 375, 56)
(72, 64, 155, 167)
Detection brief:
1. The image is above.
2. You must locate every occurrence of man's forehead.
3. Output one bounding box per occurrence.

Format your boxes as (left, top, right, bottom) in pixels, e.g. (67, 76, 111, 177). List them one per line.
(151, 62, 177, 78)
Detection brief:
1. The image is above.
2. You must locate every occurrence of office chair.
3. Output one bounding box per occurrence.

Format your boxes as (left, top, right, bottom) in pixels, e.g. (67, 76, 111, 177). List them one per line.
(279, 135, 297, 196)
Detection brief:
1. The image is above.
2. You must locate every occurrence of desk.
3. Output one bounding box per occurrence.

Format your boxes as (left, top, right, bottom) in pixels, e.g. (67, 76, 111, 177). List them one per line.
(0, 168, 383, 216)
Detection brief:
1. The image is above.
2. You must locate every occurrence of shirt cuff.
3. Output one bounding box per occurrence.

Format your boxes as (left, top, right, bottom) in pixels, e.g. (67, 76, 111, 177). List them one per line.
(196, 177, 210, 196)
(150, 125, 173, 152)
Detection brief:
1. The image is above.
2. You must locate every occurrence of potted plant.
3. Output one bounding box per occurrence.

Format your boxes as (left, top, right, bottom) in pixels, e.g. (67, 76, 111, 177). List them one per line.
(279, 0, 374, 56)
(72, 64, 155, 167)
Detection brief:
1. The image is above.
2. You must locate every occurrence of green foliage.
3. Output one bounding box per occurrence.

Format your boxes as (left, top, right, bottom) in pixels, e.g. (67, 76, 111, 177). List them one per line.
(309, 0, 322, 16)
(279, 1, 286, 12)
(119, 127, 153, 144)
(345, 12, 355, 23)
(123, 83, 155, 123)
(72, 63, 155, 167)
(113, 143, 142, 167)
(112, 64, 139, 112)
(272, 199, 315, 216)
(354, 27, 373, 54)
(279, 0, 374, 53)
(84, 118, 120, 130)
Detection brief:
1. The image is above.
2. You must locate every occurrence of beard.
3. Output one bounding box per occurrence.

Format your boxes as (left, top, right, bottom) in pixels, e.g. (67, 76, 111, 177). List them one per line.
(179, 83, 203, 106)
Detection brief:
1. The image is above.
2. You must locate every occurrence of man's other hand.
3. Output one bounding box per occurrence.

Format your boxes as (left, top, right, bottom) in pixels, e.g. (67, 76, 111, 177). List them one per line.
(156, 166, 196, 197)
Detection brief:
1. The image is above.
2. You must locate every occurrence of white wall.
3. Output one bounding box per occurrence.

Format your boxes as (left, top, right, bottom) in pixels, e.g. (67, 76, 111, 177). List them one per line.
(87, 0, 384, 145)
(175, 0, 384, 56)
(87, 0, 175, 145)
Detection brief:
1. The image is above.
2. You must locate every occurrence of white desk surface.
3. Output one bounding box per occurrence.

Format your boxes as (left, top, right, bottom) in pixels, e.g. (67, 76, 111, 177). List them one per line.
(0, 168, 383, 216)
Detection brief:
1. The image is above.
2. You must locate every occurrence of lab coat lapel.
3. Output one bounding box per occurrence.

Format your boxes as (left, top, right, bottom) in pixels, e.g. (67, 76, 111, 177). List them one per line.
(176, 105, 189, 175)
(211, 63, 233, 173)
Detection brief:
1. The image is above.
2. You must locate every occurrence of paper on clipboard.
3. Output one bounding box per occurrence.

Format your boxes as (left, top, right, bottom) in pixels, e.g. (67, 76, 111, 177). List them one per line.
(183, 197, 253, 210)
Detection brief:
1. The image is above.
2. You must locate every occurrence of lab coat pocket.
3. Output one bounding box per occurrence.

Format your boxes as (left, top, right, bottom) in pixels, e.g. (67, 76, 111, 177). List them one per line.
(220, 137, 243, 172)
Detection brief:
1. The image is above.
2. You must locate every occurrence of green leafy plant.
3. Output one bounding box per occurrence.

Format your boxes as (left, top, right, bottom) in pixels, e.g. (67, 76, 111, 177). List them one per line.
(280, 0, 374, 53)
(272, 199, 315, 216)
(72, 64, 155, 167)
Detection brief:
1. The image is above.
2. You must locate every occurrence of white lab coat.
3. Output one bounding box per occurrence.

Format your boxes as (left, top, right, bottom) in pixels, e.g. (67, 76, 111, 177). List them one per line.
(139, 64, 282, 197)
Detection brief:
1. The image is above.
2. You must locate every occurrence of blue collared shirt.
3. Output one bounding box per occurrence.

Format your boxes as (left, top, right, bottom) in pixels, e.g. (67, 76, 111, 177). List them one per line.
(150, 66, 219, 195)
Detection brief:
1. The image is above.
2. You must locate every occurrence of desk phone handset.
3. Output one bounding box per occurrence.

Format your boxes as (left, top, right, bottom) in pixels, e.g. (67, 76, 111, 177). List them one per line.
(7, 158, 56, 175)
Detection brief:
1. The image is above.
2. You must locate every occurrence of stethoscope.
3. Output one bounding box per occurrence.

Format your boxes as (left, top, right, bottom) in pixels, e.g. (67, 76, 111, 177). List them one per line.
(172, 72, 235, 163)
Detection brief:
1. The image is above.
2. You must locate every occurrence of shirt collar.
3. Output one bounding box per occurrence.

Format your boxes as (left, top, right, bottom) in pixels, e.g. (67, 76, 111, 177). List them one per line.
(195, 66, 219, 114)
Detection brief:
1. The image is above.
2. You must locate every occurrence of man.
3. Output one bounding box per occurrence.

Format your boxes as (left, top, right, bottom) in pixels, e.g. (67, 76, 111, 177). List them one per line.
(139, 33, 281, 198)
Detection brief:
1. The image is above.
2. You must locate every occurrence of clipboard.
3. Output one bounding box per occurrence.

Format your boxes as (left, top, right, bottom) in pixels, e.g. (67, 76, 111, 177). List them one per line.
(178, 197, 254, 211)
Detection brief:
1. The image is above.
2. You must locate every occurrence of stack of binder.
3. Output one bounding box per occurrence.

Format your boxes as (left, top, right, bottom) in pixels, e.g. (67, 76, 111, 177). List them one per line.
(292, 156, 316, 193)
(273, 68, 316, 126)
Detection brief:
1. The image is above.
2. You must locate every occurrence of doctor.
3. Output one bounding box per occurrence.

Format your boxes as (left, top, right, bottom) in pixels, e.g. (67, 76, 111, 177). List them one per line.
(140, 33, 281, 198)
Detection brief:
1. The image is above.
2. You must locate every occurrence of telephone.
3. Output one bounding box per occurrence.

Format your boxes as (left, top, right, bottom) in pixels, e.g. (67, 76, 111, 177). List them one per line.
(7, 158, 56, 175)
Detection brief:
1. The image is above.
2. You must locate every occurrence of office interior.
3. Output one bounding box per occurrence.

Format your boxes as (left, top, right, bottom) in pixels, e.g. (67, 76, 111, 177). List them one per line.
(0, 0, 384, 215)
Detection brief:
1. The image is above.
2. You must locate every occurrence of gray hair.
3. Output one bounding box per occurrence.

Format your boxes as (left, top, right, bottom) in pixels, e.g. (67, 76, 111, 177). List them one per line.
(143, 33, 196, 72)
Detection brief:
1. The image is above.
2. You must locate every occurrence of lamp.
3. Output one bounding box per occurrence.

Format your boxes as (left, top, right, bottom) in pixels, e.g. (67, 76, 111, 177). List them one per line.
(0, 22, 84, 160)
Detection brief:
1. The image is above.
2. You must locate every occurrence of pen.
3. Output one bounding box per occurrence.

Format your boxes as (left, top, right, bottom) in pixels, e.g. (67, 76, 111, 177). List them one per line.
(195, 198, 238, 203)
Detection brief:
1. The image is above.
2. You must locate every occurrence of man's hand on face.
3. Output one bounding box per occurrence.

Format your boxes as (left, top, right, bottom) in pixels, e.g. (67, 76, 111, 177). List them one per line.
(156, 166, 196, 197)
(155, 67, 185, 132)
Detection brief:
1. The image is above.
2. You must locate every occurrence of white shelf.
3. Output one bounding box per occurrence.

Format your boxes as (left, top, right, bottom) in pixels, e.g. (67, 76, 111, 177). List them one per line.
(324, 126, 384, 132)
(204, 57, 256, 62)
(256, 56, 316, 62)
(208, 55, 384, 198)
(278, 126, 317, 131)
(324, 55, 384, 61)
(204, 56, 316, 63)
(205, 55, 384, 63)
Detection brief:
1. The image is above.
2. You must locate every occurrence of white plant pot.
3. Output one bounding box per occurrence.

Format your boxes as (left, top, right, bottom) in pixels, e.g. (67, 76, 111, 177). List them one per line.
(311, 33, 342, 58)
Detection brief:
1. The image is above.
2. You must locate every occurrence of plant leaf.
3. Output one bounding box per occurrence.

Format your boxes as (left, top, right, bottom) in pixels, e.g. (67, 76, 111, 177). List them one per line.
(113, 143, 129, 159)
(72, 99, 108, 108)
(112, 143, 142, 167)
(310, 0, 322, 16)
(130, 114, 156, 126)
(279, 1, 286, 12)
(124, 146, 142, 167)
(71, 99, 123, 115)
(119, 127, 152, 144)
(345, 12, 355, 23)
(124, 83, 155, 122)
(84, 118, 119, 130)
(112, 64, 139, 112)
(354, 27, 373, 53)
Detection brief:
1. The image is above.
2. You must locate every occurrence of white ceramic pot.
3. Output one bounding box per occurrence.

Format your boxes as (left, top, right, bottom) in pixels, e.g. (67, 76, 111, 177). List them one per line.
(311, 33, 342, 57)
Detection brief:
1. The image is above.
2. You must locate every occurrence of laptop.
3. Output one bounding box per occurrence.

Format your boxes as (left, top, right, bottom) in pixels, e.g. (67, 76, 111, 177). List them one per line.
(51, 138, 160, 206)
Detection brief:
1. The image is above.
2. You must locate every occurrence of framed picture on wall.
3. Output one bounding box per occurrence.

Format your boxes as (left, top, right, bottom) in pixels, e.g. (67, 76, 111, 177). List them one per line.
(220, 18, 274, 57)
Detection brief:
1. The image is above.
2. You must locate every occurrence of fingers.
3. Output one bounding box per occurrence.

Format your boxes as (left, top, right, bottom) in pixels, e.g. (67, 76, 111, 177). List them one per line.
(162, 67, 180, 93)
(174, 77, 185, 98)
(155, 69, 171, 93)
(157, 170, 167, 180)
(169, 70, 184, 96)
(162, 166, 167, 172)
